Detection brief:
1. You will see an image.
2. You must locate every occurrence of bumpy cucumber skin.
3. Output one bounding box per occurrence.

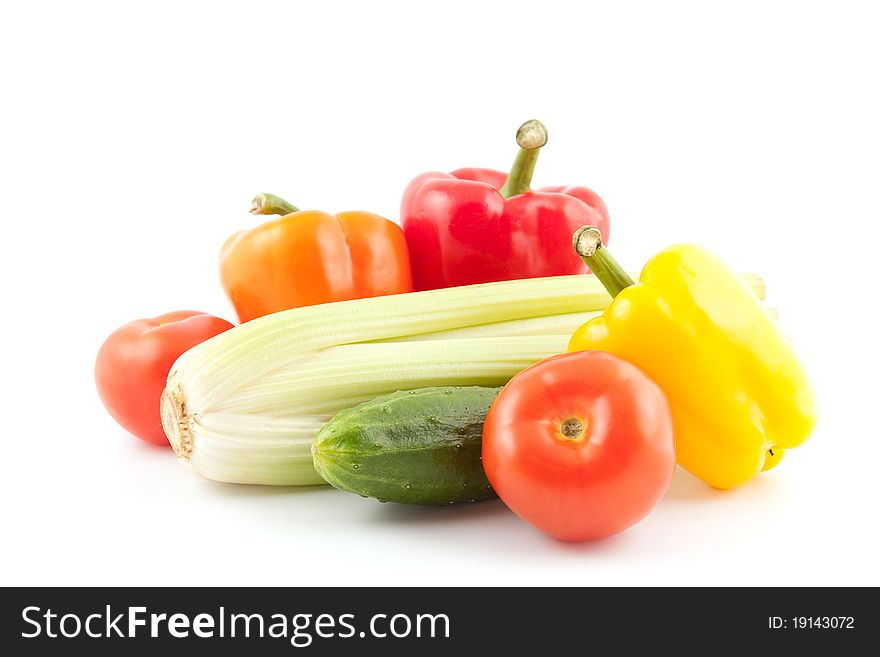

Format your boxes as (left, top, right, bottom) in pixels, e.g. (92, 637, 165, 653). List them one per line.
(312, 386, 500, 505)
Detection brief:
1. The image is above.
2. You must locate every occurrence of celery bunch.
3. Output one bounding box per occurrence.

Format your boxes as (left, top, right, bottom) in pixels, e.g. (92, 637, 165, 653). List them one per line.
(162, 274, 764, 485)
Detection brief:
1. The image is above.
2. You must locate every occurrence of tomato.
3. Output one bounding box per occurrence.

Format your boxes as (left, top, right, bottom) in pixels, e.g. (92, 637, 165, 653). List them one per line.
(482, 350, 675, 541)
(95, 311, 233, 445)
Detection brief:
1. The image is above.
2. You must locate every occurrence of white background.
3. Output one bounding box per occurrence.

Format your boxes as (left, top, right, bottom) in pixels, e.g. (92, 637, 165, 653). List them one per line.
(2, 0, 878, 586)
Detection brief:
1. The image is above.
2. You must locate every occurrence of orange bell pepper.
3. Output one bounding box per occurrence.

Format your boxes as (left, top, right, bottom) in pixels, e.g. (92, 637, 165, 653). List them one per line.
(220, 193, 413, 322)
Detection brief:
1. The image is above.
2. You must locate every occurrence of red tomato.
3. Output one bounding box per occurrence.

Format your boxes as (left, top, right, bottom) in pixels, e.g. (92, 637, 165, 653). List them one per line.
(95, 311, 233, 445)
(482, 350, 675, 541)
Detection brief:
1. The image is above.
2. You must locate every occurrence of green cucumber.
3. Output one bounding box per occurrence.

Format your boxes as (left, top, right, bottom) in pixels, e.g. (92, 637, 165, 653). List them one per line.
(312, 386, 500, 505)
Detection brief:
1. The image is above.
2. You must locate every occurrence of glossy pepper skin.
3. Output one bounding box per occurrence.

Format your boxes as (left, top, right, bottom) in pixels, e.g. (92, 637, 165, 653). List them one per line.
(401, 120, 610, 290)
(220, 193, 413, 322)
(568, 227, 816, 490)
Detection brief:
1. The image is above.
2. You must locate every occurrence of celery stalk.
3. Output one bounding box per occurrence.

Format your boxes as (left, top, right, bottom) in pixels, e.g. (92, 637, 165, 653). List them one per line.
(162, 273, 765, 486)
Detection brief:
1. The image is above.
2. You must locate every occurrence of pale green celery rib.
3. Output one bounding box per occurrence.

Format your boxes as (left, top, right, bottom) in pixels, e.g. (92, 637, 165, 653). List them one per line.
(189, 423, 326, 486)
(211, 336, 569, 415)
(193, 429, 316, 456)
(371, 311, 600, 342)
(172, 275, 611, 412)
(190, 449, 325, 485)
(195, 413, 332, 441)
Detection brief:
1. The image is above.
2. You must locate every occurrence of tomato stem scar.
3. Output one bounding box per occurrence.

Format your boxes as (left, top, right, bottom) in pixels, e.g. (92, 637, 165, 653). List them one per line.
(561, 418, 585, 440)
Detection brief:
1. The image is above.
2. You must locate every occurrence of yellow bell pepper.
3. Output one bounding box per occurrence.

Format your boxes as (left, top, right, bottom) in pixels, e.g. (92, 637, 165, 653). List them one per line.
(568, 227, 816, 489)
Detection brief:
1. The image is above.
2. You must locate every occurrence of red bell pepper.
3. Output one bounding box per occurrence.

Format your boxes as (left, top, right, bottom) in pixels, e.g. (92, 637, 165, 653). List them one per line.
(400, 120, 610, 290)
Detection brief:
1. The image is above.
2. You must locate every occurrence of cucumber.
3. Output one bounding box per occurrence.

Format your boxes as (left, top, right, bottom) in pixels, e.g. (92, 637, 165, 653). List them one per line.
(312, 386, 500, 505)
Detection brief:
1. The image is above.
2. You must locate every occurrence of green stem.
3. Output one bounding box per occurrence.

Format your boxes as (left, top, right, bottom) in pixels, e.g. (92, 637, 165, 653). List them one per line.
(498, 120, 548, 198)
(572, 226, 635, 298)
(250, 193, 300, 216)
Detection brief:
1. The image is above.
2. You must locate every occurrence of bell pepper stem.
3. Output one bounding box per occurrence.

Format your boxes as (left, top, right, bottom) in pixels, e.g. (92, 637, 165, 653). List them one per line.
(250, 193, 300, 216)
(499, 120, 548, 199)
(572, 226, 635, 298)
